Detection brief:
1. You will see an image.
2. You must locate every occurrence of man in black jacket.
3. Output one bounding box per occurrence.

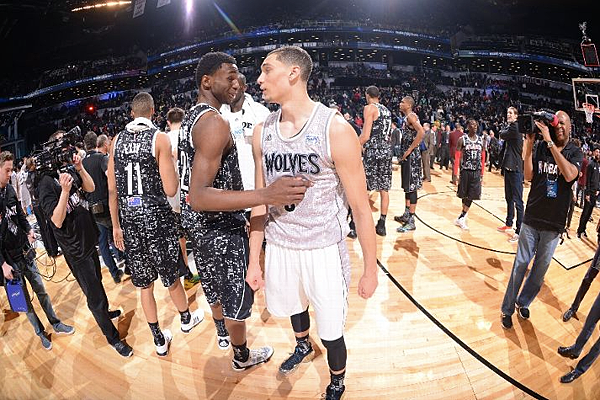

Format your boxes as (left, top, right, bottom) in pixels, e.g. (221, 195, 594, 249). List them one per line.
(577, 146, 600, 238)
(82, 132, 123, 283)
(497, 107, 524, 243)
(1, 151, 74, 350)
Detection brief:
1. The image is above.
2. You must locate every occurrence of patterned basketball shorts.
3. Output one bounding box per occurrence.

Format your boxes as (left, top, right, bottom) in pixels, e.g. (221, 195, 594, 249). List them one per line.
(122, 212, 180, 288)
(363, 148, 392, 191)
(401, 152, 423, 193)
(188, 227, 254, 321)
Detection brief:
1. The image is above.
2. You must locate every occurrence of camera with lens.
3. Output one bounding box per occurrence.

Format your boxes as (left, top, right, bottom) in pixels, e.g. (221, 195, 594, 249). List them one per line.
(33, 126, 82, 173)
(517, 111, 559, 141)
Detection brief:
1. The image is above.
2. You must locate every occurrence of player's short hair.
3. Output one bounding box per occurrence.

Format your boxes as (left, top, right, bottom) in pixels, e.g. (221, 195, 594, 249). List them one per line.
(403, 96, 415, 108)
(84, 131, 98, 151)
(97, 134, 109, 149)
(466, 118, 478, 127)
(166, 107, 185, 124)
(366, 86, 380, 98)
(0, 151, 13, 166)
(267, 46, 313, 82)
(195, 52, 236, 89)
(131, 92, 154, 116)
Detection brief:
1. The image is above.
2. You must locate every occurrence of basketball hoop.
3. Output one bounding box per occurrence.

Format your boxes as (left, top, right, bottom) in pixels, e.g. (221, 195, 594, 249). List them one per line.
(583, 102, 596, 123)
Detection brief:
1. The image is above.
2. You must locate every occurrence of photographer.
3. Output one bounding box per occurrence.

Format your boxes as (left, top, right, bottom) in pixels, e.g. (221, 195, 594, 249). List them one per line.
(500, 111, 583, 329)
(1, 151, 74, 350)
(37, 130, 133, 357)
(82, 132, 123, 284)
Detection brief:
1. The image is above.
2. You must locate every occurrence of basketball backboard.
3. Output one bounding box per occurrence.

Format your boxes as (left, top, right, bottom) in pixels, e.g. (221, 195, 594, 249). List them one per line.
(572, 77, 600, 113)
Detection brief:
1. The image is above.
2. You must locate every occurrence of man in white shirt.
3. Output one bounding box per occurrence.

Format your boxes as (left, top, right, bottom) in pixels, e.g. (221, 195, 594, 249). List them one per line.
(166, 107, 200, 290)
(220, 73, 270, 191)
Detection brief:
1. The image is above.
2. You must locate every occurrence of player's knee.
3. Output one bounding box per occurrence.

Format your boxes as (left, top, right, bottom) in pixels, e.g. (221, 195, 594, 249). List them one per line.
(409, 191, 417, 204)
(321, 336, 347, 371)
(291, 309, 310, 333)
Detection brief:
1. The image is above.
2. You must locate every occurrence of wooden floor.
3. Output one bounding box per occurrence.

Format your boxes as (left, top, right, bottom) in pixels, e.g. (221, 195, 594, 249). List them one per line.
(2, 165, 600, 399)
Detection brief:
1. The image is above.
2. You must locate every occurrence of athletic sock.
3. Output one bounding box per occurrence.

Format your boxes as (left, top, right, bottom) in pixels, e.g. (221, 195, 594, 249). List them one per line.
(213, 318, 228, 336)
(459, 211, 467, 219)
(379, 214, 387, 221)
(180, 309, 191, 325)
(233, 341, 250, 362)
(295, 334, 311, 353)
(330, 370, 346, 390)
(148, 322, 165, 346)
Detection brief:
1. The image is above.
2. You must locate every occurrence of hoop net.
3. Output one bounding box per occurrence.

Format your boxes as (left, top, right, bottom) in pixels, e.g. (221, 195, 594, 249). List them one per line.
(583, 102, 596, 123)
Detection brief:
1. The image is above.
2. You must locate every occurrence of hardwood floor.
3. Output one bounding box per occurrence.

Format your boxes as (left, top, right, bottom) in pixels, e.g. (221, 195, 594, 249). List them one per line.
(2, 165, 599, 399)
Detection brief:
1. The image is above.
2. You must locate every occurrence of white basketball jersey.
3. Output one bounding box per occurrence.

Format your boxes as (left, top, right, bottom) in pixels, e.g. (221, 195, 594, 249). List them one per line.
(261, 102, 349, 250)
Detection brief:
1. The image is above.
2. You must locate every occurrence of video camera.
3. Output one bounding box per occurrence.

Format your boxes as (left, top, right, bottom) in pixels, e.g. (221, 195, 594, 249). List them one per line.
(33, 126, 82, 173)
(517, 111, 559, 140)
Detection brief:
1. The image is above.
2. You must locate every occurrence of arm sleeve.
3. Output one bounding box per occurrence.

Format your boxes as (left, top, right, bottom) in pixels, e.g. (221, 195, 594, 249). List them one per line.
(499, 123, 518, 140)
(101, 154, 109, 173)
(15, 194, 32, 234)
(38, 177, 59, 225)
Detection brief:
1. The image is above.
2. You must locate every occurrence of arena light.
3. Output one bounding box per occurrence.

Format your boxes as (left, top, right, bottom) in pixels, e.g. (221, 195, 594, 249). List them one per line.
(71, 1, 131, 12)
(186, 0, 193, 14)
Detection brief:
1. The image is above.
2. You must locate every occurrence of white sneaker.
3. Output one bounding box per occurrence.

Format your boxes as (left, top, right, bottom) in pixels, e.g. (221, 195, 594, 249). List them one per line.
(454, 217, 468, 230)
(217, 335, 231, 350)
(156, 329, 172, 356)
(181, 309, 204, 333)
(508, 233, 519, 243)
(231, 346, 274, 371)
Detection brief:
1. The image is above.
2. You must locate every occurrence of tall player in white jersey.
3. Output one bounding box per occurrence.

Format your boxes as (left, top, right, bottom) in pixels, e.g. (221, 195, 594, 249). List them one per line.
(247, 46, 378, 400)
(220, 73, 270, 191)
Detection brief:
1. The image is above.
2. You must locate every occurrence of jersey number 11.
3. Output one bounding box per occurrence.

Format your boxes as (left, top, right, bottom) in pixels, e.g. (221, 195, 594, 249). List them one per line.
(125, 162, 143, 195)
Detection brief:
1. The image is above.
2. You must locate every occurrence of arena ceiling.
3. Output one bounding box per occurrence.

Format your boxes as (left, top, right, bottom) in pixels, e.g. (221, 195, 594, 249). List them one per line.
(0, 0, 596, 76)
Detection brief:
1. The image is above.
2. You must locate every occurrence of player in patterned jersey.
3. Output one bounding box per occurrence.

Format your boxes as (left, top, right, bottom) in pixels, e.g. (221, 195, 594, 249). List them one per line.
(359, 85, 393, 236)
(395, 96, 425, 233)
(107, 92, 203, 357)
(247, 45, 378, 400)
(454, 119, 484, 230)
(179, 52, 310, 371)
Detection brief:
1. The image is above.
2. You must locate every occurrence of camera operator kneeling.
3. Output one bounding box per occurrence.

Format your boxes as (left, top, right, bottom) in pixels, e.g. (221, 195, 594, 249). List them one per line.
(1, 151, 74, 350)
(37, 131, 133, 357)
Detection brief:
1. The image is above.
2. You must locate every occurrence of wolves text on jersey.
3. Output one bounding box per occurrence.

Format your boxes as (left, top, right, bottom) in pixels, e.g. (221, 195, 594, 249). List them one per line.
(264, 152, 321, 177)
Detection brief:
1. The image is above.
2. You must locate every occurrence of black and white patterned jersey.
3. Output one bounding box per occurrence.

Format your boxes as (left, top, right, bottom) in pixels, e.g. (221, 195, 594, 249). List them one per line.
(261, 102, 349, 250)
(461, 134, 484, 171)
(113, 117, 172, 219)
(399, 112, 421, 157)
(178, 103, 246, 234)
(364, 102, 392, 153)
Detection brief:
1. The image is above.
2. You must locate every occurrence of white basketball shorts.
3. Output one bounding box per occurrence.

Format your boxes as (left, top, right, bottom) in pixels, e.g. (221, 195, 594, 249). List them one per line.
(264, 241, 351, 341)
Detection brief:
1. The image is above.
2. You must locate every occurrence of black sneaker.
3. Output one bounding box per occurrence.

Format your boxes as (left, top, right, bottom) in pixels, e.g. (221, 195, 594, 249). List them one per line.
(517, 306, 530, 320)
(347, 229, 357, 239)
(558, 345, 580, 360)
(560, 369, 582, 383)
(562, 308, 576, 322)
(113, 270, 123, 284)
(279, 343, 314, 375)
(113, 341, 133, 358)
(501, 314, 512, 329)
(394, 212, 409, 224)
(397, 217, 416, 233)
(323, 384, 345, 400)
(109, 309, 122, 320)
(375, 219, 386, 236)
